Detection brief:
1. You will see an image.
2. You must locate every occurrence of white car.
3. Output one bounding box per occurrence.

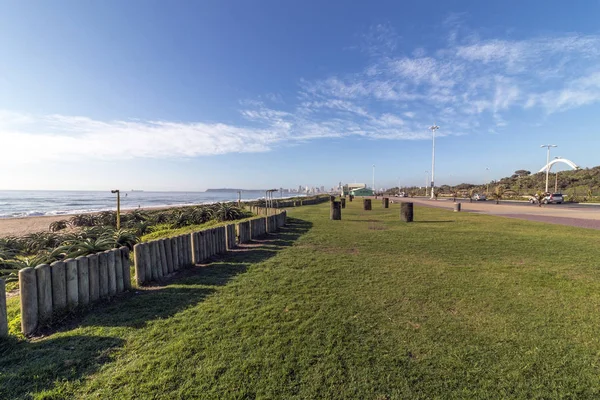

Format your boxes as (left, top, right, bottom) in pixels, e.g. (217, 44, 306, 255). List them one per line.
(472, 194, 487, 201)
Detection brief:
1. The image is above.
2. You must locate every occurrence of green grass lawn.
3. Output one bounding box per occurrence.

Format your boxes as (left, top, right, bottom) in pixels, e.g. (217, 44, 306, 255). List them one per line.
(3, 200, 600, 399)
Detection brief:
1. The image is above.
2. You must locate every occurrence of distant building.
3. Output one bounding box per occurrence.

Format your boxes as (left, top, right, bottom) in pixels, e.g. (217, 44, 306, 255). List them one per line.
(342, 183, 367, 196)
(350, 187, 374, 196)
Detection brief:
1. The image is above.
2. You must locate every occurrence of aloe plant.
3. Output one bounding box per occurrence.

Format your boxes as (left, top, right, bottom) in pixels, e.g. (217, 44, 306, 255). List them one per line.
(49, 220, 69, 232)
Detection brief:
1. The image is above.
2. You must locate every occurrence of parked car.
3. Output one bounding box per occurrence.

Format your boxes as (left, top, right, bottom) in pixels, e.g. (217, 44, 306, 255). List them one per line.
(544, 193, 564, 204)
(529, 193, 564, 204)
(472, 193, 486, 201)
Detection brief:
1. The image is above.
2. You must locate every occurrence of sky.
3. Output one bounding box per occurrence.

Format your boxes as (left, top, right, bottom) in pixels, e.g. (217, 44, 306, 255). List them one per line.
(1, 0, 600, 191)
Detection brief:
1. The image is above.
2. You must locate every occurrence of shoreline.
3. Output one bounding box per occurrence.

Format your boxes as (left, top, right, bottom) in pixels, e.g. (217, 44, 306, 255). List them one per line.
(0, 194, 315, 237)
(0, 203, 231, 237)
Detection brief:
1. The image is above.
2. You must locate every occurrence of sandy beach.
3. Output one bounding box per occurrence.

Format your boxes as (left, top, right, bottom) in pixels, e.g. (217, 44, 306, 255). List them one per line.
(0, 204, 209, 237)
(0, 214, 75, 237)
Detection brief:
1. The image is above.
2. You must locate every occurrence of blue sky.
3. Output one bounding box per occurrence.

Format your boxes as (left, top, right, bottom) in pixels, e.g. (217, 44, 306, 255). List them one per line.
(1, 0, 600, 191)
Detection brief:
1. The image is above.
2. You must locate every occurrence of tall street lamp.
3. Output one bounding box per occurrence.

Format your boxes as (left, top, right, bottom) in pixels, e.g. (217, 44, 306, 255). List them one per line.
(111, 190, 121, 230)
(485, 167, 490, 194)
(541, 144, 558, 193)
(372, 164, 375, 194)
(430, 124, 440, 199)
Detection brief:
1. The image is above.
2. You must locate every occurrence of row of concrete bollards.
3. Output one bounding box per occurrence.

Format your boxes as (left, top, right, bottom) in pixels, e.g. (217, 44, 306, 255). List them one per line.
(330, 197, 414, 222)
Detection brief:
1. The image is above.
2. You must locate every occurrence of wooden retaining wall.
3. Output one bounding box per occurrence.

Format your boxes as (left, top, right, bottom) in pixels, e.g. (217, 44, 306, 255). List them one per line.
(12, 208, 290, 337)
(18, 247, 131, 336)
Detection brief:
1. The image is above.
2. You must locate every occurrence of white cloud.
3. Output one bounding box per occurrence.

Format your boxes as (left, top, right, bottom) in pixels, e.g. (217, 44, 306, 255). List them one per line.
(4, 23, 600, 166)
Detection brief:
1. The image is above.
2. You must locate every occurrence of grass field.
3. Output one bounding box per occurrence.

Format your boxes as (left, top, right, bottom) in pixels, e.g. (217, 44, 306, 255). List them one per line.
(3, 199, 600, 398)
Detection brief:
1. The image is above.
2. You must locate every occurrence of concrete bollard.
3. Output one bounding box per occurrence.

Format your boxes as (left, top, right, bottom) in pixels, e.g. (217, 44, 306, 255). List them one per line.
(401, 202, 414, 222)
(0, 279, 7, 338)
(50, 261, 67, 313)
(65, 258, 79, 309)
(165, 237, 174, 272)
(134, 243, 146, 286)
(76, 256, 90, 306)
(120, 247, 132, 290)
(142, 243, 153, 282)
(330, 201, 342, 220)
(98, 252, 109, 298)
(114, 249, 124, 293)
(19, 267, 38, 335)
(454, 203, 461, 212)
(87, 254, 100, 303)
(35, 264, 53, 323)
(159, 239, 169, 276)
(363, 199, 372, 210)
(383, 198, 389, 208)
(340, 198, 346, 209)
(106, 250, 117, 296)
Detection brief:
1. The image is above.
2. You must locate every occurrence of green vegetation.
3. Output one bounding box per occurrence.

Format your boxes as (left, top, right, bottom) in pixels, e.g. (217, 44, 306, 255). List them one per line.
(0, 203, 248, 284)
(389, 165, 600, 201)
(3, 201, 600, 398)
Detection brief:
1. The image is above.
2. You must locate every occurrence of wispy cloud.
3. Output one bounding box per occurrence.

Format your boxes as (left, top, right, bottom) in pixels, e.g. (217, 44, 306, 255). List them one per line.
(3, 21, 600, 164)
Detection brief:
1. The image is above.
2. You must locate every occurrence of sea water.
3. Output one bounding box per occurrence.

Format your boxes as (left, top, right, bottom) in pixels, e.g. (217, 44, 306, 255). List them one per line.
(0, 190, 287, 218)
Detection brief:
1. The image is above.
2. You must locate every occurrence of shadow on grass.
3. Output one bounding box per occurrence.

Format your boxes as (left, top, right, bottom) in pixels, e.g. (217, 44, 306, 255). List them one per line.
(0, 334, 125, 399)
(412, 220, 455, 223)
(0, 217, 313, 398)
(70, 218, 312, 332)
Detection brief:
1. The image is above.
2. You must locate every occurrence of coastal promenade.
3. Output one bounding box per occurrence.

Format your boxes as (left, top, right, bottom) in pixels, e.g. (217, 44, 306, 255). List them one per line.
(391, 197, 600, 230)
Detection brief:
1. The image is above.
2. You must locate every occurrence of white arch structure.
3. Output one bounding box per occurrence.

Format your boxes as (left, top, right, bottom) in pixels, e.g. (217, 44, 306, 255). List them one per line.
(538, 158, 580, 173)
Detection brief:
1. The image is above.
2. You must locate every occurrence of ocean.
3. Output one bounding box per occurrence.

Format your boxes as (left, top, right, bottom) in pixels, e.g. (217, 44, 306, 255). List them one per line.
(0, 190, 290, 218)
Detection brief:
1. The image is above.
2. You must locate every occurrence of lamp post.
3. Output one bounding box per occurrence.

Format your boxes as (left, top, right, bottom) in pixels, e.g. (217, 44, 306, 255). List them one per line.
(485, 167, 490, 194)
(372, 164, 375, 195)
(111, 190, 120, 229)
(541, 144, 557, 193)
(430, 124, 439, 199)
(425, 171, 429, 197)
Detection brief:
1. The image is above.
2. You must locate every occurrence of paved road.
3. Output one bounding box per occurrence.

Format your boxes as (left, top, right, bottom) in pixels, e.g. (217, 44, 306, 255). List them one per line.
(387, 197, 600, 230)
(408, 197, 600, 210)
